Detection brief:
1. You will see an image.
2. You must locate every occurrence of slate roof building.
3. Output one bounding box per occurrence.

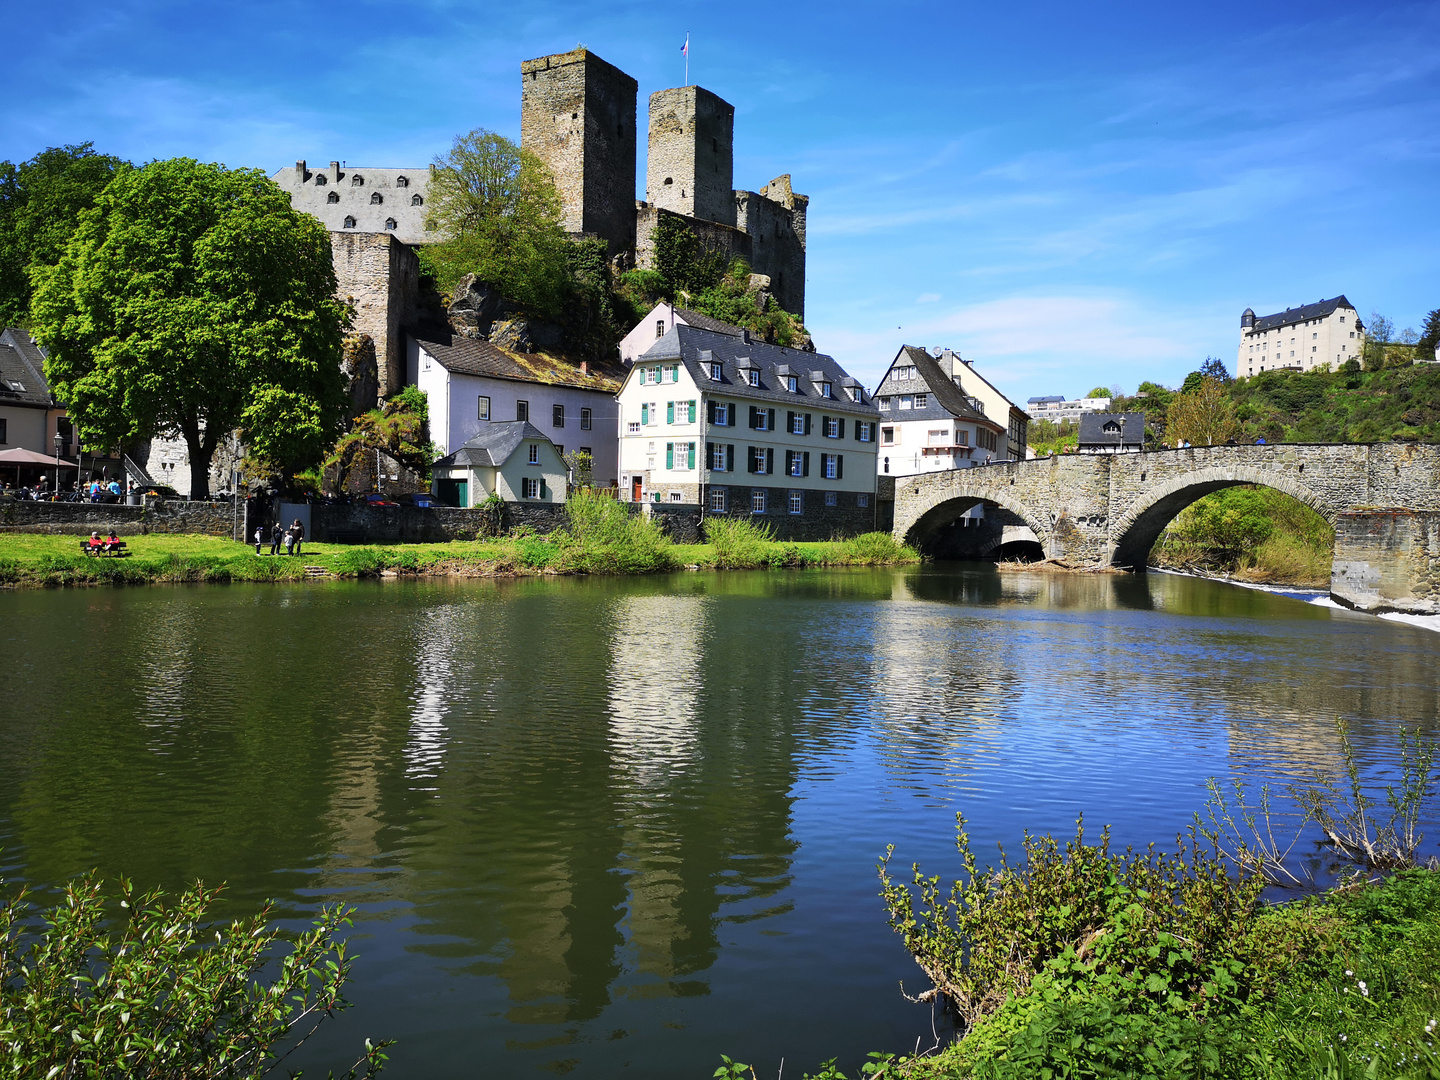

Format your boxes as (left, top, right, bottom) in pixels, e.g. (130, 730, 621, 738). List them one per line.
(409, 333, 625, 498)
(430, 420, 568, 507)
(0, 327, 85, 480)
(1237, 295, 1362, 378)
(1077, 412, 1146, 454)
(618, 301, 748, 364)
(271, 161, 433, 245)
(873, 346, 1007, 477)
(616, 325, 879, 538)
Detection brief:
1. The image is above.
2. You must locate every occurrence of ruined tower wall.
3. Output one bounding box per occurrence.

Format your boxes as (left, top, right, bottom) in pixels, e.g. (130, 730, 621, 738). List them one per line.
(634, 204, 752, 275)
(520, 48, 638, 254)
(734, 185, 808, 320)
(330, 231, 418, 400)
(646, 86, 736, 228)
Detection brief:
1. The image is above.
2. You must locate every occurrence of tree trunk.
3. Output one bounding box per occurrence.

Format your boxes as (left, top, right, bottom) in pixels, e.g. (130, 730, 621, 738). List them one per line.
(182, 419, 212, 500)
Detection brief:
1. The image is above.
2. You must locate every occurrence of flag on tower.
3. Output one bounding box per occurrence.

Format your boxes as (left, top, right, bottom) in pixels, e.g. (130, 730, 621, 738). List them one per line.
(681, 35, 688, 56)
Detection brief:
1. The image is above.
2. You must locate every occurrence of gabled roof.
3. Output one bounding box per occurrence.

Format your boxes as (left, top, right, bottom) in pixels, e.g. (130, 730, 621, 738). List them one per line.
(674, 307, 745, 337)
(876, 346, 1001, 429)
(413, 333, 624, 393)
(1077, 412, 1146, 446)
(0, 329, 50, 407)
(634, 325, 878, 416)
(1249, 296, 1355, 333)
(434, 421, 554, 468)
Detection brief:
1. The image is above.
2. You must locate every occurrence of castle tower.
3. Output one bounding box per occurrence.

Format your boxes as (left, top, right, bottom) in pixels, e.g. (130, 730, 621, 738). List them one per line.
(520, 48, 637, 254)
(646, 86, 735, 227)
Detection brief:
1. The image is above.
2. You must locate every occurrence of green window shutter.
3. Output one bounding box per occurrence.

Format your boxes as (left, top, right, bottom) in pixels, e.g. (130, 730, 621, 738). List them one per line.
(747, 447, 756, 473)
(728, 403, 737, 426)
(667, 401, 675, 424)
(749, 406, 758, 429)
(726, 444, 735, 471)
(687, 443, 696, 469)
(838, 418, 846, 439)
(854, 420, 862, 441)
(688, 400, 696, 423)
(641, 403, 649, 425)
(837, 454, 844, 479)
(707, 440, 714, 468)
(805, 413, 812, 435)
(767, 409, 775, 430)
(821, 414, 830, 436)
(765, 448, 774, 474)
(707, 400, 716, 424)
(787, 410, 795, 432)
(803, 451, 810, 477)
(540, 479, 548, 499)
(666, 443, 674, 469)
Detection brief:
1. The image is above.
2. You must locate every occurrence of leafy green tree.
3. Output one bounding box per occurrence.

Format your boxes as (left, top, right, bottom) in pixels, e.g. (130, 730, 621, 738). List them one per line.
(31, 158, 349, 499)
(1166, 376, 1240, 446)
(688, 260, 809, 347)
(1415, 306, 1440, 364)
(0, 142, 129, 326)
(1084, 387, 1110, 398)
(652, 210, 728, 299)
(0, 873, 389, 1078)
(420, 130, 571, 315)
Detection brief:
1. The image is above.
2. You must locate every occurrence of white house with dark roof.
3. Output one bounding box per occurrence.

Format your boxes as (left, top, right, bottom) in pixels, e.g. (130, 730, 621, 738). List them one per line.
(0, 327, 57, 459)
(408, 333, 623, 491)
(429, 421, 567, 507)
(616, 324, 879, 537)
(874, 346, 1007, 477)
(1237, 295, 1362, 378)
(1077, 412, 1145, 454)
(618, 301, 748, 364)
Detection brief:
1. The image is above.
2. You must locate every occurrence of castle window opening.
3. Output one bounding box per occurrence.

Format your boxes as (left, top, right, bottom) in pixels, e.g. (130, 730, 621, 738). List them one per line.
(327, 192, 339, 203)
(343, 216, 356, 229)
(572, 112, 577, 119)
(396, 176, 409, 187)
(371, 192, 383, 204)
(664, 177, 673, 185)
(411, 194, 423, 206)
(351, 175, 364, 186)
(315, 174, 326, 185)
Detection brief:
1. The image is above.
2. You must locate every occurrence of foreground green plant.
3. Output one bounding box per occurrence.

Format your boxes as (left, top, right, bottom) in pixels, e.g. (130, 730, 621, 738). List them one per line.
(0, 874, 390, 1079)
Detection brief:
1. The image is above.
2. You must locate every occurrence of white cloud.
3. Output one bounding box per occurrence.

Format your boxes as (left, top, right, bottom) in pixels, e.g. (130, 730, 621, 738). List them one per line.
(915, 292, 941, 304)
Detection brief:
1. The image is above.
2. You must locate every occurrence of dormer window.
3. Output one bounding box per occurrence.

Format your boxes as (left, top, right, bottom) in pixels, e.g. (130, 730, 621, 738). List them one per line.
(384, 218, 397, 230)
(787, 375, 798, 392)
(396, 175, 409, 187)
(343, 216, 356, 229)
(327, 191, 339, 203)
(848, 386, 862, 402)
(351, 174, 364, 186)
(710, 362, 722, 380)
(371, 192, 383, 204)
(821, 383, 832, 398)
(315, 174, 327, 185)
(747, 369, 760, 387)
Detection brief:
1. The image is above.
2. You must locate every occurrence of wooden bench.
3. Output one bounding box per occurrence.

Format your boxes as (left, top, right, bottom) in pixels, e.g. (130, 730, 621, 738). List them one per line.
(80, 540, 128, 557)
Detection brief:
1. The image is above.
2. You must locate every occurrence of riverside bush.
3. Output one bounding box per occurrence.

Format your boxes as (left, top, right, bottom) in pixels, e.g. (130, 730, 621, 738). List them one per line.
(555, 490, 678, 574)
(703, 516, 777, 568)
(0, 874, 389, 1079)
(839, 532, 917, 565)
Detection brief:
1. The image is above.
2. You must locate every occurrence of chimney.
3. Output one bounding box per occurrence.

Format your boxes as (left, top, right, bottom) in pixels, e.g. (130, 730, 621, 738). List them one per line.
(295, 160, 306, 177)
(331, 161, 342, 182)
(742, 329, 751, 344)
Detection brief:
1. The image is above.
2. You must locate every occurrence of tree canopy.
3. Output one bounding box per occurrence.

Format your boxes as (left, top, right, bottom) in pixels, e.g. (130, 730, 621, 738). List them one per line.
(1166, 376, 1240, 447)
(0, 142, 129, 326)
(1085, 387, 1110, 398)
(420, 129, 572, 315)
(32, 157, 350, 498)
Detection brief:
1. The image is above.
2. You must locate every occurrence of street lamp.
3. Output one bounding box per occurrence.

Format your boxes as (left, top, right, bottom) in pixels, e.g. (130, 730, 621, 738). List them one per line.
(53, 430, 63, 500)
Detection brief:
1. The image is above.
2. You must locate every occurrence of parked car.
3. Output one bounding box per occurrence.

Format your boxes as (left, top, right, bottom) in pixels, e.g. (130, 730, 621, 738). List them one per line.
(395, 492, 437, 508)
(357, 492, 399, 507)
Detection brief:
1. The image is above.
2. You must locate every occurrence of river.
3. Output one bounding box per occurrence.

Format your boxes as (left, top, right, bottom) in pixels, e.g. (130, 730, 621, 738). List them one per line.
(2, 567, 1437, 1078)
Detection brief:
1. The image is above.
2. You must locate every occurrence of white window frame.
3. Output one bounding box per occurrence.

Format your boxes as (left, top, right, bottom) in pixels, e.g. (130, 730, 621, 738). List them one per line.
(746, 369, 760, 386)
(790, 413, 805, 435)
(710, 362, 723, 380)
(528, 443, 539, 464)
(859, 423, 873, 443)
(825, 416, 840, 438)
(580, 408, 592, 430)
(712, 443, 727, 470)
(522, 477, 540, 499)
(915, 393, 928, 409)
(477, 395, 490, 420)
(825, 491, 837, 506)
(710, 488, 727, 512)
(788, 490, 803, 514)
(751, 489, 767, 514)
(823, 454, 837, 479)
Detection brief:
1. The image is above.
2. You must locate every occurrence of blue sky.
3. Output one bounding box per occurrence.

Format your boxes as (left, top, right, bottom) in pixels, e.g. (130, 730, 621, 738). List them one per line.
(3, 0, 1437, 401)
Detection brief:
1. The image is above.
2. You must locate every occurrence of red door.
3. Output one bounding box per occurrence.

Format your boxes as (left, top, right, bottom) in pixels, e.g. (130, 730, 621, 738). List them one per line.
(631, 476, 643, 502)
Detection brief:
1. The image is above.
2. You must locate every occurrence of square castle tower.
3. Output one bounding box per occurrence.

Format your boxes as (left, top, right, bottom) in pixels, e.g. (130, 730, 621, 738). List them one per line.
(521, 50, 808, 319)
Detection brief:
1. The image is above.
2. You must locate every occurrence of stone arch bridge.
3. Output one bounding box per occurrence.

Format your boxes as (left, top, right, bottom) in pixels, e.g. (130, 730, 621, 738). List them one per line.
(891, 443, 1440, 614)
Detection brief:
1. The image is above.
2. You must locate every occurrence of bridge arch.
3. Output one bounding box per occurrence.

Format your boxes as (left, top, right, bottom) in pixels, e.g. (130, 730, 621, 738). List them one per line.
(1106, 465, 1340, 569)
(900, 485, 1051, 559)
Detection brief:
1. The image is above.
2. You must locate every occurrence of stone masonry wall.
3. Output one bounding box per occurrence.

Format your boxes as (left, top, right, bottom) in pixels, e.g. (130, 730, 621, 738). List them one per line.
(646, 86, 735, 227)
(634, 205, 752, 275)
(0, 499, 240, 538)
(1332, 510, 1440, 614)
(521, 49, 638, 254)
(331, 232, 418, 399)
(735, 187, 807, 320)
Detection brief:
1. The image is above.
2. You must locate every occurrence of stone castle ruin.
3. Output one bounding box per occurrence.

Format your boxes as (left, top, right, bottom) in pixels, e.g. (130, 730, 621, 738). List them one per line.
(270, 47, 809, 403)
(521, 48, 808, 319)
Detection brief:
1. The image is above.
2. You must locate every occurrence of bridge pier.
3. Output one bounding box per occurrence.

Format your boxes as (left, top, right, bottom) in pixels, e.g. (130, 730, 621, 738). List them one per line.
(1331, 510, 1440, 615)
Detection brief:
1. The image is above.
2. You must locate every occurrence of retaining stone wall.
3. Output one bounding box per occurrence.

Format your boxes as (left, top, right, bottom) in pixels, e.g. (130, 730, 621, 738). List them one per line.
(0, 498, 239, 538)
(1331, 509, 1440, 614)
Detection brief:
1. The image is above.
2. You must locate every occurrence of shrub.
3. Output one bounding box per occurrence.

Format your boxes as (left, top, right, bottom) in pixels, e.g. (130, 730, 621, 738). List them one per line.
(838, 532, 917, 565)
(0, 874, 389, 1078)
(555, 490, 677, 574)
(703, 516, 776, 568)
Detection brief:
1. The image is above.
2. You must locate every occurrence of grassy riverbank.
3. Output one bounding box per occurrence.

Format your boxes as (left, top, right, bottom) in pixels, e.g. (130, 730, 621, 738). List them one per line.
(0, 527, 918, 589)
(1149, 485, 1334, 587)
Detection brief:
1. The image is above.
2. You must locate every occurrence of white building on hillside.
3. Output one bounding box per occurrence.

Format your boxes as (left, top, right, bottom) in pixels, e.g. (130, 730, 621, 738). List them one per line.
(616, 325, 879, 537)
(409, 334, 623, 501)
(1237, 295, 1361, 378)
(874, 346, 1007, 477)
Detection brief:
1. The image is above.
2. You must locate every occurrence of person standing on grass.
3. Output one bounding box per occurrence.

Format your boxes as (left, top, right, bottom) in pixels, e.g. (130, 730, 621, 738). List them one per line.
(270, 521, 283, 556)
(290, 518, 305, 557)
(254, 522, 266, 555)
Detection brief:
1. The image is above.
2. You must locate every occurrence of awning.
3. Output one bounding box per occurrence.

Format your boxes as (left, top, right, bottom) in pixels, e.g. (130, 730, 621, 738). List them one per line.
(0, 447, 81, 468)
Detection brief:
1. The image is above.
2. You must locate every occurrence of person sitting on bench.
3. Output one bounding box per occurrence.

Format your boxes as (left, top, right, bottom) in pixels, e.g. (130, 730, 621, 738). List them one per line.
(88, 531, 104, 549)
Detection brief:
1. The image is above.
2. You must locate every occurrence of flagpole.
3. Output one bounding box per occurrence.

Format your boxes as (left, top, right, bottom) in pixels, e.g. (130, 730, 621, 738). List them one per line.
(685, 32, 689, 85)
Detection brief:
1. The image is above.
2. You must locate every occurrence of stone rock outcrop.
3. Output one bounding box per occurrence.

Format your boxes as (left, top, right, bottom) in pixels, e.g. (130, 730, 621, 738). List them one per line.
(447, 275, 507, 340)
(489, 315, 564, 353)
(340, 334, 380, 414)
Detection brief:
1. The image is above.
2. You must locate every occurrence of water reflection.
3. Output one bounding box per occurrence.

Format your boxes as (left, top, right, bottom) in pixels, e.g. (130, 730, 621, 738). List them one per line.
(0, 569, 1436, 1079)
